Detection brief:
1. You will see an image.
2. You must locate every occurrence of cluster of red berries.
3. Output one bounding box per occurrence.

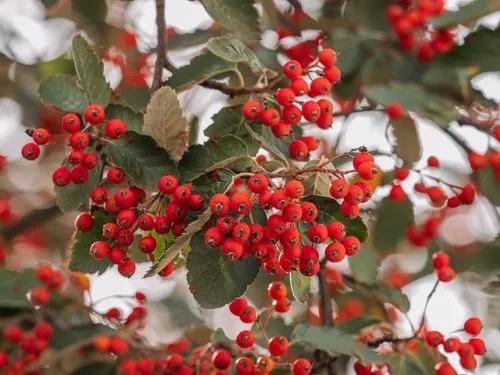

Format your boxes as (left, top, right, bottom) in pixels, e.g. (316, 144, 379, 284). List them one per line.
(385, 0, 455, 62)
(431, 251, 456, 282)
(431, 317, 486, 374)
(21, 103, 128, 189)
(241, 48, 341, 161)
(77, 174, 204, 278)
(0, 320, 53, 374)
(204, 173, 364, 278)
(469, 150, 500, 179)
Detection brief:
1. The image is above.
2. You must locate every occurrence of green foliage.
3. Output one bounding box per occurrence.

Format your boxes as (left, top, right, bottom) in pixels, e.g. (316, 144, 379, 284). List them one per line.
(477, 167, 500, 205)
(373, 198, 414, 251)
(348, 242, 378, 285)
(105, 104, 143, 133)
(385, 342, 438, 375)
(55, 168, 99, 212)
(71, 35, 112, 106)
(186, 231, 260, 308)
(245, 124, 289, 165)
(293, 324, 382, 364)
(289, 271, 311, 303)
(391, 117, 422, 166)
(73, 0, 108, 23)
(207, 36, 264, 71)
(107, 131, 178, 190)
(200, 0, 260, 42)
(252, 316, 293, 346)
(68, 209, 112, 274)
(0, 268, 37, 310)
(39, 75, 89, 113)
(431, 0, 500, 28)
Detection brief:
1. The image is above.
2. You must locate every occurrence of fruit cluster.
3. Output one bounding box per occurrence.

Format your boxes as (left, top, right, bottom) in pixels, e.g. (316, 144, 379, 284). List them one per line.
(241, 48, 341, 161)
(204, 167, 372, 278)
(385, 0, 455, 62)
(79, 174, 204, 278)
(431, 317, 486, 374)
(431, 251, 455, 282)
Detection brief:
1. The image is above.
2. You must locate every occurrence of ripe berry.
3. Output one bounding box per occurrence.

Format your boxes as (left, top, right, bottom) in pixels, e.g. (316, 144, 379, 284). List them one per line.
(114, 188, 136, 209)
(187, 194, 203, 211)
(353, 152, 374, 169)
(232, 222, 250, 241)
(21, 143, 40, 160)
(3, 325, 22, 343)
(325, 242, 346, 263)
(459, 355, 476, 370)
(300, 136, 318, 151)
(30, 287, 50, 305)
(236, 330, 255, 348)
(239, 305, 256, 323)
(340, 201, 359, 219)
(385, 102, 404, 120)
(229, 297, 247, 316)
(464, 317, 483, 336)
(319, 48, 336, 67)
(435, 362, 457, 375)
(81, 152, 98, 169)
(425, 330, 443, 347)
(52, 166, 72, 187)
(323, 66, 341, 83)
(109, 337, 129, 355)
(230, 192, 251, 215)
(211, 349, 231, 370)
(342, 236, 361, 256)
(159, 262, 175, 277)
(292, 359, 312, 375)
(307, 223, 328, 243)
(468, 153, 488, 170)
(268, 281, 287, 300)
(357, 162, 377, 180)
(139, 236, 156, 253)
(105, 119, 127, 139)
(459, 184, 475, 205)
(437, 266, 456, 282)
(221, 238, 243, 260)
(32, 128, 50, 145)
(276, 88, 296, 106)
(282, 104, 302, 125)
(209, 194, 230, 216)
(310, 78, 331, 96)
(330, 179, 349, 199)
(153, 215, 170, 234)
(427, 156, 440, 168)
(235, 356, 254, 375)
(273, 297, 291, 313)
(268, 336, 288, 356)
(83, 104, 105, 125)
(61, 113, 81, 133)
(432, 251, 449, 269)
(71, 165, 89, 184)
(69, 131, 90, 150)
(443, 337, 461, 353)
(345, 184, 364, 205)
(282, 203, 302, 222)
(284, 179, 304, 199)
(90, 186, 108, 204)
(302, 101, 321, 122)
(34, 321, 53, 340)
(327, 221, 346, 240)
(469, 338, 486, 355)
(290, 78, 309, 96)
(118, 258, 136, 277)
(300, 201, 318, 222)
(271, 122, 291, 138)
(247, 173, 268, 193)
(242, 100, 263, 120)
(283, 60, 303, 79)
(261, 108, 280, 127)
(157, 175, 178, 194)
(75, 212, 93, 232)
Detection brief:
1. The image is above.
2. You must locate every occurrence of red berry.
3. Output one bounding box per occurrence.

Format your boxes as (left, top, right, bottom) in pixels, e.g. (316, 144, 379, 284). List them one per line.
(342, 236, 361, 256)
(273, 297, 291, 313)
(437, 266, 456, 282)
(425, 330, 443, 347)
(307, 223, 328, 243)
(283, 60, 303, 79)
(105, 119, 127, 139)
(139, 235, 156, 253)
(385, 102, 404, 120)
(32, 128, 50, 145)
(52, 166, 72, 187)
(90, 186, 108, 204)
(261, 108, 280, 127)
(235, 357, 254, 375)
(310, 78, 331, 96)
(157, 175, 178, 194)
(159, 262, 175, 277)
(300, 201, 318, 222)
(432, 251, 449, 269)
(3, 325, 22, 343)
(242, 100, 263, 120)
(427, 156, 440, 168)
(276, 88, 296, 106)
(292, 359, 312, 375)
(329, 179, 349, 199)
(267, 281, 287, 300)
(284, 179, 304, 198)
(340, 201, 359, 219)
(221, 238, 244, 260)
(211, 349, 231, 370)
(236, 330, 255, 349)
(459, 184, 475, 205)
(247, 173, 269, 193)
(71, 165, 89, 184)
(327, 221, 346, 240)
(290, 78, 309, 96)
(435, 362, 457, 375)
(302, 101, 321, 122)
(468, 153, 488, 170)
(323, 66, 341, 83)
(268, 336, 288, 356)
(230, 192, 251, 215)
(209, 193, 230, 216)
(283, 105, 302, 125)
(83, 104, 105, 125)
(325, 241, 346, 263)
(61, 113, 81, 133)
(81, 152, 98, 169)
(75, 212, 93, 232)
(357, 161, 377, 180)
(69, 131, 90, 150)
(469, 338, 486, 355)
(459, 355, 476, 370)
(229, 297, 247, 316)
(21, 143, 40, 160)
(300, 136, 318, 151)
(271, 122, 291, 138)
(34, 321, 53, 340)
(109, 337, 129, 355)
(114, 188, 136, 209)
(345, 184, 364, 205)
(319, 48, 336, 67)
(239, 305, 256, 323)
(464, 317, 483, 336)
(118, 258, 136, 277)
(30, 287, 50, 305)
(443, 337, 461, 353)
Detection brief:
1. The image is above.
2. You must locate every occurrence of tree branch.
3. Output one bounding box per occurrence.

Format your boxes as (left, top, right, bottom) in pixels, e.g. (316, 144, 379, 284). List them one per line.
(318, 260, 335, 327)
(1, 203, 61, 242)
(199, 75, 282, 98)
(151, 0, 166, 93)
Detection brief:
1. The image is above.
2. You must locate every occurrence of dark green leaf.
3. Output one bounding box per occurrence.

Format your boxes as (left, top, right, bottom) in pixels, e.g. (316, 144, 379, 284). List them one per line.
(204, 106, 243, 139)
(207, 36, 263, 71)
(55, 168, 99, 212)
(68, 209, 112, 274)
(301, 195, 368, 242)
(293, 324, 382, 364)
(106, 104, 143, 133)
(178, 135, 248, 181)
(373, 197, 413, 251)
(0, 268, 37, 309)
(73, 0, 108, 23)
(340, 0, 390, 32)
(191, 170, 235, 199)
(165, 51, 237, 91)
(336, 317, 380, 334)
(261, 125, 303, 160)
(330, 28, 364, 76)
(431, 0, 500, 28)
(386, 342, 437, 375)
(39, 75, 89, 113)
(245, 124, 288, 164)
(201, 0, 260, 42)
(391, 117, 422, 166)
(452, 238, 500, 273)
(72, 35, 112, 106)
(107, 131, 178, 190)
(186, 231, 260, 308)
(348, 242, 378, 285)
(477, 166, 500, 205)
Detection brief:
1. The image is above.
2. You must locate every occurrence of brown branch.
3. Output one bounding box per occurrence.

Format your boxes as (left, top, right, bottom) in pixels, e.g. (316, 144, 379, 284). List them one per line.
(0, 203, 61, 242)
(151, 0, 166, 93)
(318, 260, 335, 327)
(199, 75, 282, 98)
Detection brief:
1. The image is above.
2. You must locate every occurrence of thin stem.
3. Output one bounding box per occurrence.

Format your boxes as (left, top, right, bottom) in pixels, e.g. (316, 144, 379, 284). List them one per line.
(418, 279, 439, 331)
(151, 0, 166, 93)
(318, 260, 335, 327)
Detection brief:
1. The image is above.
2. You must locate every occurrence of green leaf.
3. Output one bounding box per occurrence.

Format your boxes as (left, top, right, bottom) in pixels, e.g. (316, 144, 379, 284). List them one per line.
(301, 195, 368, 242)
(204, 106, 243, 139)
(145, 209, 213, 277)
(348, 242, 378, 285)
(54, 168, 99, 212)
(476, 167, 500, 205)
(339, 0, 390, 32)
(73, 0, 108, 23)
(245, 123, 288, 164)
(451, 238, 500, 273)
(39, 75, 89, 113)
(261, 125, 303, 160)
(293, 324, 382, 364)
(178, 135, 248, 182)
(106, 103, 143, 133)
(143, 86, 190, 161)
(51, 324, 112, 350)
(303, 159, 333, 197)
(391, 117, 422, 166)
(373, 198, 413, 251)
(386, 342, 438, 375)
(422, 66, 475, 102)
(436, 27, 500, 73)
(71, 35, 112, 106)
(191, 170, 236, 199)
(252, 316, 294, 346)
(186, 231, 260, 308)
(207, 36, 263, 71)
(330, 28, 364, 76)
(165, 51, 237, 91)
(201, 0, 260, 42)
(68, 209, 112, 274)
(289, 271, 311, 304)
(431, 0, 500, 28)
(0, 268, 37, 309)
(336, 317, 380, 334)
(107, 131, 178, 190)
(364, 82, 457, 127)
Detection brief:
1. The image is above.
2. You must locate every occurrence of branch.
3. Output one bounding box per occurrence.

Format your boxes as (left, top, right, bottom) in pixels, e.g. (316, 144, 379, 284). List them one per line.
(199, 76, 282, 98)
(151, 0, 166, 93)
(443, 127, 474, 154)
(318, 260, 335, 327)
(0, 203, 61, 241)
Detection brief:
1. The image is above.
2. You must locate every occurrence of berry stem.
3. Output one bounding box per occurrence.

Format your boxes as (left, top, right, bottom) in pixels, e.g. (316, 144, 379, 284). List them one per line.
(318, 260, 335, 327)
(151, 0, 167, 93)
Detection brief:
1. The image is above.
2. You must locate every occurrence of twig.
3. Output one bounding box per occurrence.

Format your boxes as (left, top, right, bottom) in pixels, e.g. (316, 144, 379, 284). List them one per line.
(318, 260, 335, 327)
(199, 75, 282, 98)
(151, 0, 166, 93)
(443, 127, 474, 154)
(0, 203, 61, 241)
(417, 279, 439, 331)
